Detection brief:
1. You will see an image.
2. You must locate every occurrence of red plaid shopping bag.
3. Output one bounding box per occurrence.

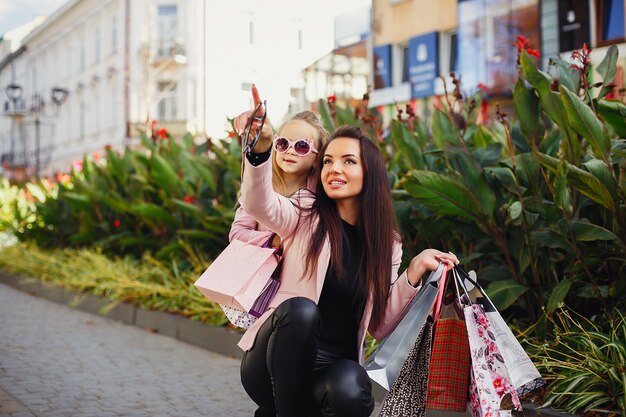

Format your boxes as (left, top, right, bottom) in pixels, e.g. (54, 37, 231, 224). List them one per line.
(426, 314, 470, 411)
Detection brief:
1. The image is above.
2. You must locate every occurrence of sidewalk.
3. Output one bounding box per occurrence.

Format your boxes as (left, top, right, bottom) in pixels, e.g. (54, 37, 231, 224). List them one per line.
(0, 283, 257, 417)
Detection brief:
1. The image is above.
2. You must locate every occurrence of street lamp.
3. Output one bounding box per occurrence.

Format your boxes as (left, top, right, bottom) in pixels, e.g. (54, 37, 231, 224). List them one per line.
(5, 83, 23, 104)
(31, 87, 70, 177)
(51, 87, 69, 106)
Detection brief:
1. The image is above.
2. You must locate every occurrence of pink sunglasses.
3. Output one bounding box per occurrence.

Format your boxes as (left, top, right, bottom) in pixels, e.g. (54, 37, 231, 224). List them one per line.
(273, 136, 318, 156)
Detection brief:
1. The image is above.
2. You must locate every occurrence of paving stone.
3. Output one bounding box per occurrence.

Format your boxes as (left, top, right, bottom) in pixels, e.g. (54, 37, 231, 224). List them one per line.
(0, 283, 256, 416)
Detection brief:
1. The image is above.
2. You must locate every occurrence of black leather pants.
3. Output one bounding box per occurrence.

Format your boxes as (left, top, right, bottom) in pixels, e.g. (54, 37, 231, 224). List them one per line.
(240, 297, 374, 417)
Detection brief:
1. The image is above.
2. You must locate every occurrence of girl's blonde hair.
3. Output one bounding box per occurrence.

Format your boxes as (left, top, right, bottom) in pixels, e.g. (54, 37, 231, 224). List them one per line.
(272, 111, 329, 196)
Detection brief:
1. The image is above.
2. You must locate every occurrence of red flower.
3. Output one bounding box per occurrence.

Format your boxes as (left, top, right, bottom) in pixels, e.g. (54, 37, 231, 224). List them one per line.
(104, 144, 112, 151)
(228, 131, 236, 138)
(527, 48, 541, 58)
(516, 35, 540, 58)
(183, 195, 195, 204)
(327, 94, 336, 104)
(157, 128, 168, 139)
(477, 83, 488, 92)
(113, 219, 121, 228)
(93, 152, 102, 161)
(72, 161, 83, 172)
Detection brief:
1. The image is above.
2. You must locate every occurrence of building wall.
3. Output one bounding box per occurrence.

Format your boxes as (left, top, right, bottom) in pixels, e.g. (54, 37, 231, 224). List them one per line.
(373, 0, 457, 45)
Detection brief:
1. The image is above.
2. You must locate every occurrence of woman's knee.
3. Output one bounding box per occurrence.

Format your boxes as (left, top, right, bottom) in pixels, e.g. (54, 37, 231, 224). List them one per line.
(315, 360, 374, 416)
(273, 297, 320, 333)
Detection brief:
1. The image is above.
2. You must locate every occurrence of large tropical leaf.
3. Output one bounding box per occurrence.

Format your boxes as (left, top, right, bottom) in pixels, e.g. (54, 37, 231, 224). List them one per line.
(520, 51, 577, 160)
(318, 99, 337, 131)
(485, 279, 528, 310)
(597, 99, 626, 138)
(390, 120, 425, 170)
(546, 278, 575, 313)
(432, 108, 461, 148)
(535, 153, 616, 212)
(400, 170, 488, 222)
(130, 203, 179, 225)
(569, 219, 620, 242)
(596, 45, 618, 89)
(150, 153, 180, 193)
(559, 85, 611, 163)
(513, 79, 543, 143)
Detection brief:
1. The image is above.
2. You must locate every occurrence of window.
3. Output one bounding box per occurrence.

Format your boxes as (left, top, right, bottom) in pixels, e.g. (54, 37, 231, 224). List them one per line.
(157, 81, 177, 120)
(401, 45, 409, 83)
(298, 29, 303, 50)
(596, 0, 625, 44)
(110, 86, 117, 128)
(111, 17, 118, 54)
(157, 5, 178, 57)
(249, 21, 255, 44)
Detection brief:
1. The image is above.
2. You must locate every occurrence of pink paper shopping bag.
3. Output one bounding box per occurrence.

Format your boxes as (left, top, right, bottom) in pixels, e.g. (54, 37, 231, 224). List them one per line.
(194, 239, 280, 312)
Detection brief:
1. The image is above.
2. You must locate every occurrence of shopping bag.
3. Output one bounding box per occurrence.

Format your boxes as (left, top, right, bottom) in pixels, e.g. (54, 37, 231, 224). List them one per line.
(464, 303, 522, 416)
(426, 269, 470, 412)
(194, 239, 281, 314)
(366, 263, 446, 391)
(378, 317, 433, 417)
(455, 266, 545, 397)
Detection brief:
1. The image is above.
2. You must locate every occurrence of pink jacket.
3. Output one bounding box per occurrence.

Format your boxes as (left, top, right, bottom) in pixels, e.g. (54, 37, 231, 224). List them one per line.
(229, 174, 317, 245)
(238, 157, 420, 365)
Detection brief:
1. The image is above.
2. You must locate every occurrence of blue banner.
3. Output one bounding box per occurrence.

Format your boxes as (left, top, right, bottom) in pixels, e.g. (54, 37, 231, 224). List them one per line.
(373, 45, 393, 89)
(408, 32, 439, 98)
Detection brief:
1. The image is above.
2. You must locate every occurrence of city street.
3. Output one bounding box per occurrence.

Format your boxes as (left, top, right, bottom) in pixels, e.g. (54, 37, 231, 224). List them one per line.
(0, 283, 256, 417)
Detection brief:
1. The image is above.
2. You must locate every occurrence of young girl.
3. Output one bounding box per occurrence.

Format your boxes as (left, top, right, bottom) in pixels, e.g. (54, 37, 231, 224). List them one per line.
(229, 109, 328, 247)
(235, 87, 458, 417)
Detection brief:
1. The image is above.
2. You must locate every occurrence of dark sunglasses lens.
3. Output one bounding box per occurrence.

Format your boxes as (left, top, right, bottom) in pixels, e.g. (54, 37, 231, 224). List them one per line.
(275, 138, 289, 152)
(294, 141, 310, 155)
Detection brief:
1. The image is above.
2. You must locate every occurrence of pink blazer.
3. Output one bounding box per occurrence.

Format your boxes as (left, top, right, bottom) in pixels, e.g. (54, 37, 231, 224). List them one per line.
(238, 157, 420, 365)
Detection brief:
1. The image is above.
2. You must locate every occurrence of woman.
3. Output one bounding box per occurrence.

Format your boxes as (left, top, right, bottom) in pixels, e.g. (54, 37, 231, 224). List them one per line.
(235, 87, 458, 417)
(229, 109, 328, 247)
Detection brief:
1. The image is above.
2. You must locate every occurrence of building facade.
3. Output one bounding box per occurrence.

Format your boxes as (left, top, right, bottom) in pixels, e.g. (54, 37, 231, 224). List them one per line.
(369, 0, 626, 121)
(0, 0, 346, 177)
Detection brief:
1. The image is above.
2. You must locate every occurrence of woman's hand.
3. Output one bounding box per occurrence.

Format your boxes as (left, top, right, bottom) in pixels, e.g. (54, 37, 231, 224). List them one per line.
(233, 84, 273, 153)
(407, 249, 459, 287)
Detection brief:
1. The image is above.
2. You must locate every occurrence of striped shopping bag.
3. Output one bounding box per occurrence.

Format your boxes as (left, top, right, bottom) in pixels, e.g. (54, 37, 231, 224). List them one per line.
(426, 269, 470, 412)
(426, 313, 470, 411)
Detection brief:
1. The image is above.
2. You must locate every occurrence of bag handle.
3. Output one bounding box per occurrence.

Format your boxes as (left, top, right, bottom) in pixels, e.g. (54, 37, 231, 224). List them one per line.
(431, 265, 449, 322)
(453, 265, 497, 312)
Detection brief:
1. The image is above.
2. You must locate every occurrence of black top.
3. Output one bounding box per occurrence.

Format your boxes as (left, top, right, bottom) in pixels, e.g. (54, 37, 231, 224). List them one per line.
(318, 220, 367, 360)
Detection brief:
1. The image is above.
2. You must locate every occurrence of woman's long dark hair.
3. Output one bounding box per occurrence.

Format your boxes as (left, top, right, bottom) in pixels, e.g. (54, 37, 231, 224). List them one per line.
(302, 125, 399, 333)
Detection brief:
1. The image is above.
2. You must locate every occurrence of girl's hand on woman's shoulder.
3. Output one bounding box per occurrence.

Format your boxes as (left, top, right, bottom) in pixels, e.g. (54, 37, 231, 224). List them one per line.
(407, 249, 459, 287)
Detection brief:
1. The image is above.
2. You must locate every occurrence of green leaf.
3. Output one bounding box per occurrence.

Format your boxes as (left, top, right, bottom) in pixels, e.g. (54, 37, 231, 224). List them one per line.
(559, 84, 611, 163)
(62, 192, 92, 211)
(570, 219, 619, 241)
(318, 99, 337, 132)
(550, 57, 581, 94)
(130, 203, 179, 225)
(509, 201, 522, 221)
(189, 158, 217, 192)
(485, 279, 528, 310)
(596, 44, 618, 88)
(171, 199, 202, 215)
(400, 170, 488, 222)
(597, 99, 626, 138)
(151, 153, 180, 193)
(471, 125, 496, 148)
(390, 120, 425, 170)
(555, 160, 573, 216)
(450, 153, 496, 217)
(520, 51, 577, 159)
(536, 153, 616, 212)
(546, 278, 574, 313)
(432, 108, 461, 148)
(513, 79, 543, 142)
(25, 183, 46, 203)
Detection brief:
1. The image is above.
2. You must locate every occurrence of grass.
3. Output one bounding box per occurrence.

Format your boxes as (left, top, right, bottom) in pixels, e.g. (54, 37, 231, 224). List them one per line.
(0, 243, 228, 326)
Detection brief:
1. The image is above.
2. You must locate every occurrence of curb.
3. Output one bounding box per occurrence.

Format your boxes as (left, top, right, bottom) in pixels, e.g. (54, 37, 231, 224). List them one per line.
(0, 270, 572, 417)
